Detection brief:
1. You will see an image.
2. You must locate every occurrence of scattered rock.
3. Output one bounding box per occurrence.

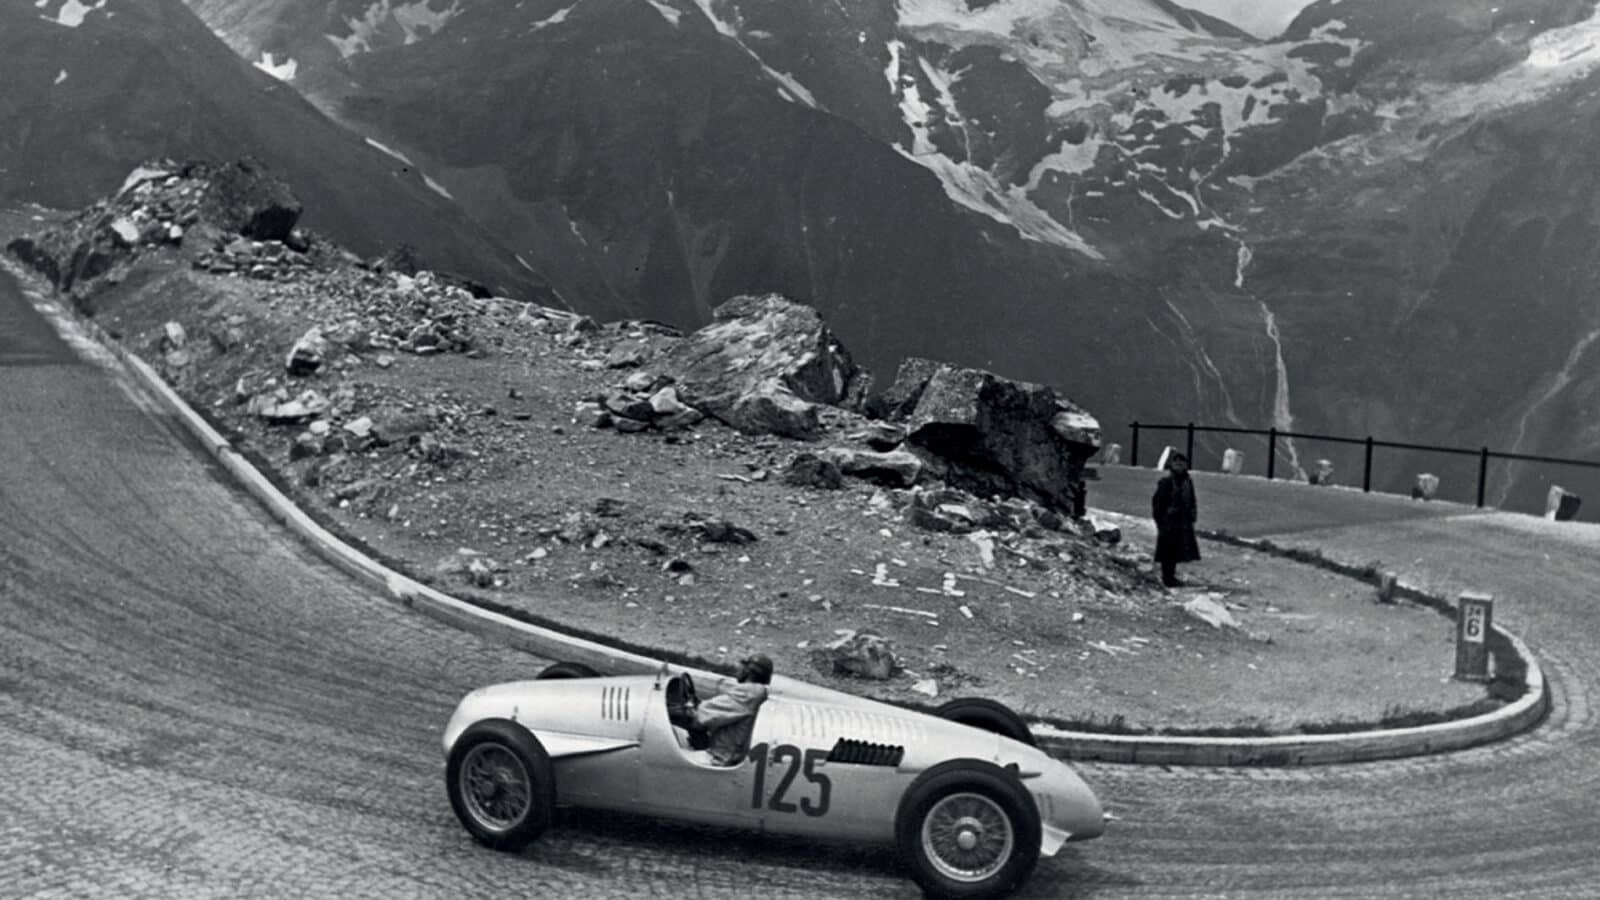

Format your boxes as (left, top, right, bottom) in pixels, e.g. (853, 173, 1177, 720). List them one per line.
(857, 422, 908, 451)
(1182, 594, 1239, 630)
(159, 321, 187, 351)
(647, 387, 689, 417)
(911, 678, 940, 698)
(1375, 571, 1399, 604)
(624, 370, 671, 394)
(821, 630, 897, 680)
(592, 497, 628, 518)
(783, 452, 845, 490)
(285, 327, 330, 376)
(1412, 473, 1440, 500)
(342, 416, 374, 439)
(604, 339, 651, 369)
(820, 447, 923, 488)
(249, 388, 330, 421)
(574, 401, 612, 429)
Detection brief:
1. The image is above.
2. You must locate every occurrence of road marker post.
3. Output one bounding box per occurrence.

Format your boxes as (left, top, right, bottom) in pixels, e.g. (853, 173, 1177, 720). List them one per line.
(1454, 592, 1493, 681)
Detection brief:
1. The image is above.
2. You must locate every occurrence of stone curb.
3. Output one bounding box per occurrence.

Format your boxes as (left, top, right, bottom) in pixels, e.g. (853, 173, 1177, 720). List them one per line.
(1032, 625, 1547, 765)
(7, 261, 1550, 766)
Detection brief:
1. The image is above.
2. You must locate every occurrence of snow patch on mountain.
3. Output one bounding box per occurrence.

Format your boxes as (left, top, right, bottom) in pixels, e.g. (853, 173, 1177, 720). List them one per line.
(690, 0, 818, 107)
(644, 0, 682, 26)
(364, 137, 415, 166)
(527, 1, 579, 31)
(328, 0, 464, 58)
(37, 0, 109, 28)
(887, 40, 1101, 258)
(423, 174, 454, 199)
(254, 52, 298, 81)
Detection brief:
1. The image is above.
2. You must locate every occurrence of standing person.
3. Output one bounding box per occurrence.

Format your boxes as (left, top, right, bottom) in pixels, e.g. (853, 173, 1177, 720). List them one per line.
(1152, 452, 1200, 587)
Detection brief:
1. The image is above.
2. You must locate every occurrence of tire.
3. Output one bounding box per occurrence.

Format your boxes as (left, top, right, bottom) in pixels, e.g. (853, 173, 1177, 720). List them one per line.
(895, 760, 1042, 900)
(446, 719, 556, 851)
(935, 698, 1037, 747)
(535, 661, 600, 680)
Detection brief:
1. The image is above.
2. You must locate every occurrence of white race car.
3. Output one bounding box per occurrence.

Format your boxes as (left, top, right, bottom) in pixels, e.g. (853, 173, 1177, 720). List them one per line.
(443, 662, 1106, 899)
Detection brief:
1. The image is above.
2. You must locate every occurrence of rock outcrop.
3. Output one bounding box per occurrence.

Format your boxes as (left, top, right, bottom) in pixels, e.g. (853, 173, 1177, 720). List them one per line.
(657, 294, 871, 440)
(884, 360, 1101, 514)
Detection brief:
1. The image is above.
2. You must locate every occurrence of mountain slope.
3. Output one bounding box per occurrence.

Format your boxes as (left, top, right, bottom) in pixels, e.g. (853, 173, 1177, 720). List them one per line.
(181, 0, 1600, 511)
(3, 0, 543, 297)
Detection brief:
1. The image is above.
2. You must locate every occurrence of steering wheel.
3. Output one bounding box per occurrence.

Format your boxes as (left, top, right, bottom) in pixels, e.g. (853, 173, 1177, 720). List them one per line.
(679, 672, 699, 708)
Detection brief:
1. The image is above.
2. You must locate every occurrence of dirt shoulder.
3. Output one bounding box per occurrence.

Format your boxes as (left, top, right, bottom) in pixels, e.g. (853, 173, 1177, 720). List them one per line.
(16, 233, 1497, 735)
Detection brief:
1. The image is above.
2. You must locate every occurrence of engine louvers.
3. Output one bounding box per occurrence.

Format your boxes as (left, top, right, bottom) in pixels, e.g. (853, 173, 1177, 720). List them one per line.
(827, 738, 904, 767)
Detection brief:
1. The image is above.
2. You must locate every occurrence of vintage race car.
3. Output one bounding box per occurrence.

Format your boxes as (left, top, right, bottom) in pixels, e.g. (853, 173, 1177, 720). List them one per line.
(442, 661, 1106, 900)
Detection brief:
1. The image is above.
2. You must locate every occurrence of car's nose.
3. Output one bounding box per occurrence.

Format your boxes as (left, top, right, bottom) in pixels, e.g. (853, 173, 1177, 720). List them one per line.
(1039, 761, 1106, 841)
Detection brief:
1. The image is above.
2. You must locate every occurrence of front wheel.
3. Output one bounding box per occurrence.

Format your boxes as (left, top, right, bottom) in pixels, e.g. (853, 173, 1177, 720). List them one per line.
(896, 759, 1042, 900)
(446, 719, 555, 851)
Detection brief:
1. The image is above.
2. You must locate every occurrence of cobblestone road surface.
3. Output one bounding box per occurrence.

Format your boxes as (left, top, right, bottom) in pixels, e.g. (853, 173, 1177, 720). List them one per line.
(5, 269, 1600, 898)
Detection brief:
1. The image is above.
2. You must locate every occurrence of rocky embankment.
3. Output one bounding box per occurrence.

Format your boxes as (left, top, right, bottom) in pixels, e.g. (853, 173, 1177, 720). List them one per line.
(3, 160, 1492, 732)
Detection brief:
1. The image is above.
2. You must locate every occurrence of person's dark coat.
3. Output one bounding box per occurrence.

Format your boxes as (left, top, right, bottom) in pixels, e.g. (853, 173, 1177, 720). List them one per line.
(1152, 473, 1201, 564)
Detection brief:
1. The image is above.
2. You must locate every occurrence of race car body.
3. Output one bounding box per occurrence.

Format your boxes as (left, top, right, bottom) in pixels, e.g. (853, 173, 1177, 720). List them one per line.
(442, 664, 1106, 899)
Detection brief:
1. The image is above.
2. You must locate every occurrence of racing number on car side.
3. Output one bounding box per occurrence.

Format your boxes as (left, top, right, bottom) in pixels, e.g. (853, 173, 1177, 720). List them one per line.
(748, 744, 830, 817)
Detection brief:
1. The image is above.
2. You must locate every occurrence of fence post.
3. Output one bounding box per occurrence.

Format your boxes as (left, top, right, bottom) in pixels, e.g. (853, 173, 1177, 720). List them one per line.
(1363, 436, 1374, 493)
(1130, 422, 1140, 468)
(1185, 422, 1195, 465)
(1477, 447, 1490, 508)
(1267, 427, 1278, 481)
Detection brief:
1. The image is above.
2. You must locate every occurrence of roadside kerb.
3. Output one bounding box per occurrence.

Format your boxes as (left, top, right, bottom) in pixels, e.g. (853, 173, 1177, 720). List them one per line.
(1032, 625, 1546, 765)
(9, 262, 1550, 766)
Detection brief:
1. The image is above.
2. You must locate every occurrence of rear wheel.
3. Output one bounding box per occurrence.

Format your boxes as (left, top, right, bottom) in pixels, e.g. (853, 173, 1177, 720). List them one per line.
(446, 719, 555, 851)
(935, 698, 1036, 747)
(535, 661, 600, 680)
(896, 759, 1041, 900)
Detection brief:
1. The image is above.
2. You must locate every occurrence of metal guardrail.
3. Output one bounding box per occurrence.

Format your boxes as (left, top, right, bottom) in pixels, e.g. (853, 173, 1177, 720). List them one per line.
(1128, 421, 1600, 509)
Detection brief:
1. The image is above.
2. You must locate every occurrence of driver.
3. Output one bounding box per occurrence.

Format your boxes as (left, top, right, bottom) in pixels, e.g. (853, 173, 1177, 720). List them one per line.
(693, 654, 772, 766)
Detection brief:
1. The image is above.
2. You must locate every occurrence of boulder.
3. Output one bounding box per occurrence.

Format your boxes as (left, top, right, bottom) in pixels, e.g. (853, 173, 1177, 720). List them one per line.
(1099, 443, 1123, 466)
(1547, 485, 1582, 521)
(822, 631, 897, 680)
(647, 387, 689, 417)
(285, 327, 330, 376)
(723, 381, 822, 441)
(783, 452, 845, 490)
(877, 357, 943, 420)
(658, 294, 870, 438)
(1309, 459, 1335, 485)
(614, 416, 651, 434)
(899, 363, 1100, 512)
(199, 158, 302, 241)
(820, 447, 923, 488)
(1412, 473, 1440, 500)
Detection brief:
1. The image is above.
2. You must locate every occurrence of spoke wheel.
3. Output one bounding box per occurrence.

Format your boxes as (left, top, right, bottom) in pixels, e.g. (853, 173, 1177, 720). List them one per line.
(921, 792, 1016, 884)
(446, 719, 555, 851)
(460, 742, 533, 832)
(896, 759, 1041, 900)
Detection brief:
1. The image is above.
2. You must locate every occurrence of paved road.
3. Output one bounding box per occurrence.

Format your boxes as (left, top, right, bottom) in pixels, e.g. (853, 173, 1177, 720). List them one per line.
(4, 265, 1600, 898)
